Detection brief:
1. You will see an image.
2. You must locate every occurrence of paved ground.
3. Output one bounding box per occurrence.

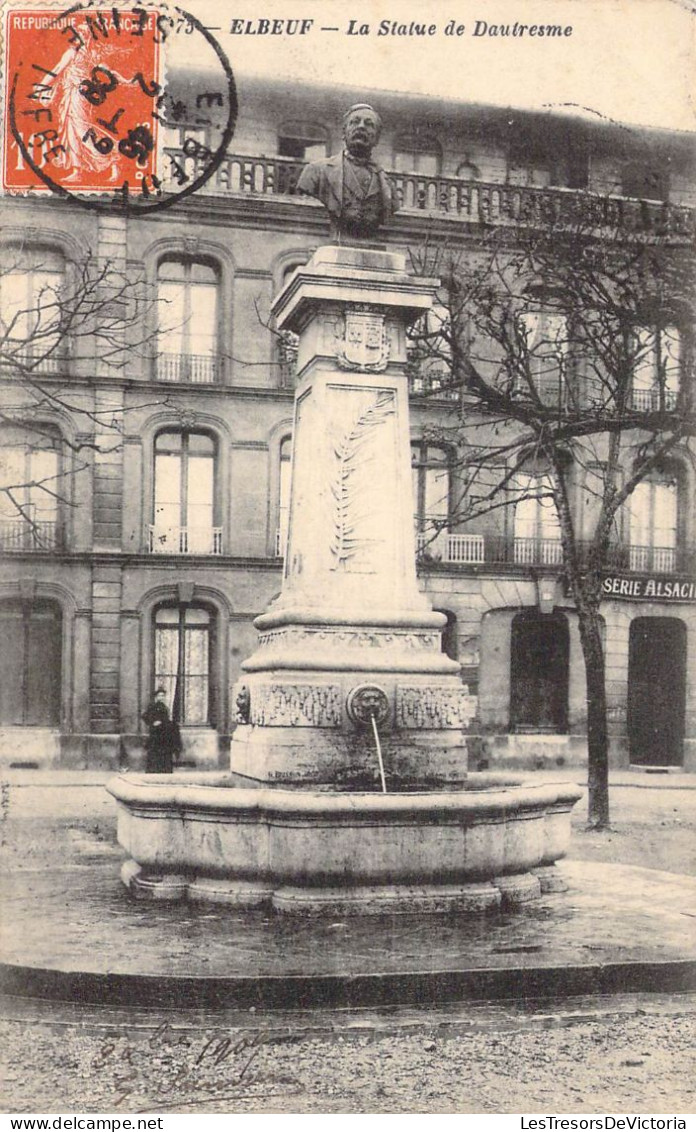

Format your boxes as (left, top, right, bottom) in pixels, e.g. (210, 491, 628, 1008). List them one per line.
(1, 767, 695, 1113)
(1, 993, 694, 1113)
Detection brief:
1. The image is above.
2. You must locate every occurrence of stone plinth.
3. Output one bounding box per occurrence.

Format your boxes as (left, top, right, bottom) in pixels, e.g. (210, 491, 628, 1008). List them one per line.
(231, 247, 473, 786)
(107, 773, 583, 914)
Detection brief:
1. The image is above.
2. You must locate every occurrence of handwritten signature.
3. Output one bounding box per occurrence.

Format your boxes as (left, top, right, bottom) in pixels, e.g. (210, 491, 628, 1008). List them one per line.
(92, 1020, 286, 1108)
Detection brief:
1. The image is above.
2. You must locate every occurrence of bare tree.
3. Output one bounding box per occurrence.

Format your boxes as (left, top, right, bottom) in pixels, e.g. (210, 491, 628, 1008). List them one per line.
(0, 248, 176, 544)
(408, 220, 695, 828)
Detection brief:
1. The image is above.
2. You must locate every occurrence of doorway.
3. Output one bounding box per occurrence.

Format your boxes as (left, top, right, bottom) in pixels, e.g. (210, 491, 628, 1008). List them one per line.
(628, 617, 686, 766)
(510, 610, 569, 732)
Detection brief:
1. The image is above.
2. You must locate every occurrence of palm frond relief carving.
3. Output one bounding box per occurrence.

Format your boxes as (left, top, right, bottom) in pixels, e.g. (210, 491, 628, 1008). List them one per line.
(330, 391, 395, 570)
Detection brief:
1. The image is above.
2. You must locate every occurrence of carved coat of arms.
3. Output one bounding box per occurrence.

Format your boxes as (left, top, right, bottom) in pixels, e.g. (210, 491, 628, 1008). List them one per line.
(336, 307, 390, 372)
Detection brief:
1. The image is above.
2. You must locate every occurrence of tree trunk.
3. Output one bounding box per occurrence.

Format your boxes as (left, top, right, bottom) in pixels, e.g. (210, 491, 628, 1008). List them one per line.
(575, 597, 610, 828)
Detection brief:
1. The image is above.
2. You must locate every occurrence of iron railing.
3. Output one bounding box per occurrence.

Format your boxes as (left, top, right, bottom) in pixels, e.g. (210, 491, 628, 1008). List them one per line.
(162, 148, 695, 237)
(149, 525, 223, 555)
(415, 532, 693, 574)
(156, 353, 221, 384)
(630, 388, 679, 412)
(0, 518, 62, 551)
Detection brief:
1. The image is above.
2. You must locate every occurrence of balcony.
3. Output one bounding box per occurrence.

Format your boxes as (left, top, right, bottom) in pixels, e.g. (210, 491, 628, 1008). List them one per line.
(415, 532, 694, 574)
(408, 372, 460, 401)
(0, 518, 62, 551)
(149, 525, 223, 555)
(630, 388, 679, 412)
(156, 353, 221, 384)
(416, 531, 485, 563)
(163, 148, 695, 238)
(1, 345, 64, 375)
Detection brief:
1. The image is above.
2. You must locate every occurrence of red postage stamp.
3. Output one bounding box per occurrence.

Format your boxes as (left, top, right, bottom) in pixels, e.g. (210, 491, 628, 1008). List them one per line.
(3, 6, 162, 194)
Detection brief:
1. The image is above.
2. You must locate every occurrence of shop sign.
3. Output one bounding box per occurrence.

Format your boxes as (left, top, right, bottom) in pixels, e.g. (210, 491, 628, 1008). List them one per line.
(602, 574, 696, 602)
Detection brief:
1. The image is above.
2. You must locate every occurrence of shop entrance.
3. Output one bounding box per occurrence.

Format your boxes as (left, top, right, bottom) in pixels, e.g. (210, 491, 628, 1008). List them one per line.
(510, 610, 569, 732)
(628, 617, 686, 766)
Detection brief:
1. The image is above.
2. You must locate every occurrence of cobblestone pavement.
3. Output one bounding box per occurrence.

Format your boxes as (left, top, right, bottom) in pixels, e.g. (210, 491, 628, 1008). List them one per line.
(1, 995, 695, 1113)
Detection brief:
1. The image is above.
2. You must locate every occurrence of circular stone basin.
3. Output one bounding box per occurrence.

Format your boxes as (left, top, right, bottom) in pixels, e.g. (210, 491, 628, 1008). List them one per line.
(106, 773, 582, 915)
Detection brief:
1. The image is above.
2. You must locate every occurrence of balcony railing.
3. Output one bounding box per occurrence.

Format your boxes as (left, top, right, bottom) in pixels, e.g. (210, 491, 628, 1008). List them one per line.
(415, 532, 693, 574)
(0, 518, 62, 551)
(626, 545, 676, 574)
(156, 353, 221, 384)
(408, 372, 460, 401)
(149, 525, 223, 554)
(1, 345, 64, 375)
(630, 388, 679, 412)
(162, 148, 695, 238)
(416, 531, 485, 563)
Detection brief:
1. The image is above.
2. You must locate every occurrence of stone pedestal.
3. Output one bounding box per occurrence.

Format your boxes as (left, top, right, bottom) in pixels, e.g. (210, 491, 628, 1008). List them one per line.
(231, 247, 475, 786)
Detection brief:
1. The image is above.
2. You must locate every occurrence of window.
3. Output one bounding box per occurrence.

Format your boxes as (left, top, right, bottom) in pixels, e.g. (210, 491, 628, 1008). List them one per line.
(276, 436, 292, 557)
(276, 261, 307, 387)
(0, 430, 61, 550)
(513, 472, 563, 565)
(407, 304, 456, 399)
(394, 136, 441, 176)
(278, 122, 328, 162)
(157, 259, 220, 383)
(0, 248, 64, 373)
(151, 431, 221, 554)
(628, 475, 678, 573)
(0, 599, 62, 725)
(154, 605, 212, 725)
(412, 442, 450, 557)
(517, 310, 568, 406)
(631, 327, 680, 412)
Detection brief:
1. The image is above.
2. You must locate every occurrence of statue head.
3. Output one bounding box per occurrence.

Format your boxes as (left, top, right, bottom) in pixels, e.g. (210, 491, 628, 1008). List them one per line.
(342, 103, 382, 159)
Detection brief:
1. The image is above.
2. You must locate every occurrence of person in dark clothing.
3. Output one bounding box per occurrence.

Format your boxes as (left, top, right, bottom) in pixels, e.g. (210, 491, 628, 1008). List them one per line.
(142, 687, 181, 773)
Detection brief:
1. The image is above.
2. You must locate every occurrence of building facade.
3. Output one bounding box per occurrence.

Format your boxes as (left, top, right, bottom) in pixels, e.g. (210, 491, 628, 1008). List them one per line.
(1, 73, 694, 770)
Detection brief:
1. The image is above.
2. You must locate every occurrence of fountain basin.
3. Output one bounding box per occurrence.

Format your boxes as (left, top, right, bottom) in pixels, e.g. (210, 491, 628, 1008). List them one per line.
(107, 774, 582, 914)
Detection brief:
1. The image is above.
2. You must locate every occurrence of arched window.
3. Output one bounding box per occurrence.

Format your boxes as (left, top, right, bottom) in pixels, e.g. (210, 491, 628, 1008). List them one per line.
(151, 430, 221, 555)
(153, 604, 214, 725)
(394, 135, 441, 176)
(156, 258, 220, 383)
(0, 247, 64, 373)
(412, 441, 450, 557)
(0, 426, 62, 550)
(0, 599, 62, 725)
(276, 435, 293, 558)
(628, 473, 678, 573)
(512, 471, 562, 565)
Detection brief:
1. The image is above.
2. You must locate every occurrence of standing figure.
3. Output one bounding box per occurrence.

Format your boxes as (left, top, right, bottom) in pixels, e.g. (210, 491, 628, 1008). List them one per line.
(142, 687, 181, 773)
(296, 103, 399, 240)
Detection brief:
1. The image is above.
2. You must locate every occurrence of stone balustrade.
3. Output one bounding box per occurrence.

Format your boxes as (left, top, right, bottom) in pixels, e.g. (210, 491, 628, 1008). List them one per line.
(163, 148, 695, 237)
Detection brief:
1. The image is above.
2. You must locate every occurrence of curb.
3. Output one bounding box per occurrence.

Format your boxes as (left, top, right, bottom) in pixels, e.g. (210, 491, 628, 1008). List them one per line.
(2, 959, 695, 1012)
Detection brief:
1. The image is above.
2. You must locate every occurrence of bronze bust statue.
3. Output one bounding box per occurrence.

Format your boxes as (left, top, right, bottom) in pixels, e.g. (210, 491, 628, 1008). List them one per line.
(296, 103, 399, 240)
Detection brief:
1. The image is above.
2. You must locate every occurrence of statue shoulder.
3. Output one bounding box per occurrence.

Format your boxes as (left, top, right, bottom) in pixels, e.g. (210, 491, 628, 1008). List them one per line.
(297, 152, 342, 189)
